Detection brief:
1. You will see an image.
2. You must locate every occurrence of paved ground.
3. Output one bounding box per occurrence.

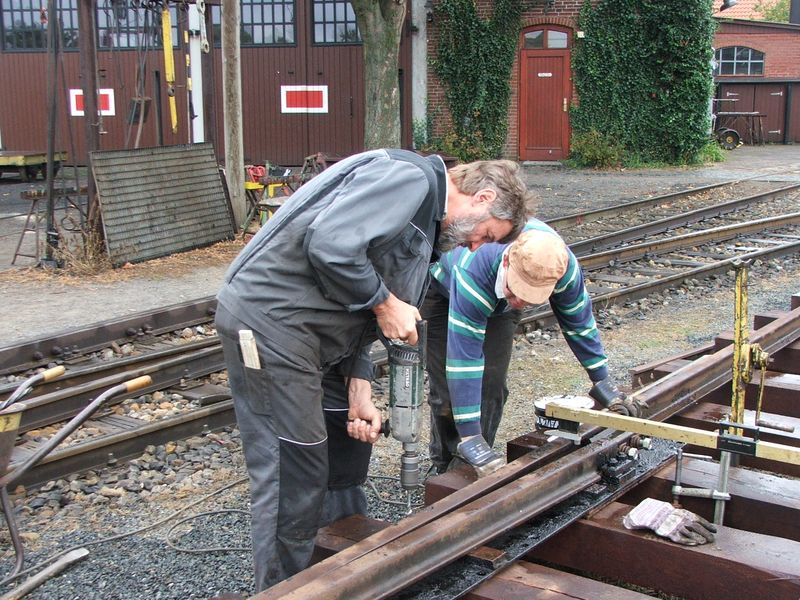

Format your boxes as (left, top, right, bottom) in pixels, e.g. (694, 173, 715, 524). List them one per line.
(0, 144, 799, 348)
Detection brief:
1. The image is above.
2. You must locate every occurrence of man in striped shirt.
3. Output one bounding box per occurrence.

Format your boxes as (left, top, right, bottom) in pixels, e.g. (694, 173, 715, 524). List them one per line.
(425, 220, 622, 475)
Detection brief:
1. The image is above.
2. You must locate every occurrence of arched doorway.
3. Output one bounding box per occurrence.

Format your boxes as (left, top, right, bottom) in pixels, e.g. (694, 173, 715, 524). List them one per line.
(518, 26, 572, 161)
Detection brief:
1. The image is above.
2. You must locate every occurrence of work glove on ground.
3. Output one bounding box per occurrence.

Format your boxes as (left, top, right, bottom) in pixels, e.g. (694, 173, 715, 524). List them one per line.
(623, 498, 717, 546)
(456, 435, 505, 478)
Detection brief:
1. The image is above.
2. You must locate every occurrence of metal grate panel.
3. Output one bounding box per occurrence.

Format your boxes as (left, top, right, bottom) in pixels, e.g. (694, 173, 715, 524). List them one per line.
(91, 143, 235, 266)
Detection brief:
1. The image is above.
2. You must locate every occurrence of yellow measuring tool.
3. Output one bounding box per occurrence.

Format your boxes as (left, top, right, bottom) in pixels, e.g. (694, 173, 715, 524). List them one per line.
(162, 7, 178, 134)
(544, 403, 800, 466)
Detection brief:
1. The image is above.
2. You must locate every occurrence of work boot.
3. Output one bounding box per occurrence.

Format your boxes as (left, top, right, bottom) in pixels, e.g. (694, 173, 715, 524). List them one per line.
(456, 435, 505, 477)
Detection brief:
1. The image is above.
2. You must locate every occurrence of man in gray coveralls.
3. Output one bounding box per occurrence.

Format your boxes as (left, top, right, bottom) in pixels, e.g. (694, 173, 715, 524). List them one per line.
(215, 149, 529, 591)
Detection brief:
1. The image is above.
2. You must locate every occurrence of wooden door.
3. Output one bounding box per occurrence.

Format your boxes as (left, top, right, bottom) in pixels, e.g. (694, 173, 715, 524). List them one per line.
(755, 84, 787, 143)
(519, 46, 571, 161)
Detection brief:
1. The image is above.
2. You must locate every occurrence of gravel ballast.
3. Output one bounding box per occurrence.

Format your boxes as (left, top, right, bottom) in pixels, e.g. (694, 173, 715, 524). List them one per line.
(0, 146, 799, 598)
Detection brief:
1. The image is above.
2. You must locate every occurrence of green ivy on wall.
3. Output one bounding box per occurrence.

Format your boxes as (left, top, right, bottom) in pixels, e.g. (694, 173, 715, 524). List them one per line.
(571, 0, 716, 164)
(432, 0, 524, 161)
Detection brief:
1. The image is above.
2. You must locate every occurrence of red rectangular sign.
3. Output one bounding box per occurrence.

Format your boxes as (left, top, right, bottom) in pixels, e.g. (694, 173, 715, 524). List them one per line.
(285, 90, 324, 110)
(281, 85, 328, 113)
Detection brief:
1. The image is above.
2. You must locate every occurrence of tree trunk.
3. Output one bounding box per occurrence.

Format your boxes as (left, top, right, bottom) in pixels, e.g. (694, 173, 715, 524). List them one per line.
(352, 0, 407, 149)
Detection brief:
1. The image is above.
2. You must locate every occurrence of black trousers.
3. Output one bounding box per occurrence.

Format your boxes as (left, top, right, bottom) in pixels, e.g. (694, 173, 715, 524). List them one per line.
(215, 305, 371, 591)
(422, 288, 521, 473)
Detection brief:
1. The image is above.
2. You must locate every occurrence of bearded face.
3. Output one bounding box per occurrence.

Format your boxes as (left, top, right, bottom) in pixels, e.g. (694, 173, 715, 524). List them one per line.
(436, 210, 491, 252)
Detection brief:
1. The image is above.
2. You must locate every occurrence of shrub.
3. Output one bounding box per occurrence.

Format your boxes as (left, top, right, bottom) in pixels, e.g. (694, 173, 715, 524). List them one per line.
(571, 0, 716, 165)
(569, 130, 625, 169)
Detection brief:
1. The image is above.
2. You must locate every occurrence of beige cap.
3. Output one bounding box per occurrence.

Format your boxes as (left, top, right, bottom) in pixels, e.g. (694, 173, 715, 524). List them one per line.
(506, 230, 569, 304)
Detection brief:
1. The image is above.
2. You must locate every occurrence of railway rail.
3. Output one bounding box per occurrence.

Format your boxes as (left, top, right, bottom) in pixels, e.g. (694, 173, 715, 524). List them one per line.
(0, 178, 798, 598)
(1, 180, 799, 489)
(2, 178, 798, 376)
(257, 295, 800, 600)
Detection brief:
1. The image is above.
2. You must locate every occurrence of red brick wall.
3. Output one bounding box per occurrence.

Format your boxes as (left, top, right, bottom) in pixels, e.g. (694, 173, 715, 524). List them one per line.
(715, 23, 800, 79)
(427, 3, 581, 160)
(427, 9, 800, 160)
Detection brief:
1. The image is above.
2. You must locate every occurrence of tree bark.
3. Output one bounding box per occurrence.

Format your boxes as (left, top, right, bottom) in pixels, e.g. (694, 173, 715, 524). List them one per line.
(351, 0, 407, 149)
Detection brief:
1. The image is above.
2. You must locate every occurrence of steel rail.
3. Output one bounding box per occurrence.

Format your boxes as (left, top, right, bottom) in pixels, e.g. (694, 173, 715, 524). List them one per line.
(9, 400, 236, 488)
(568, 183, 800, 256)
(0, 336, 219, 403)
(0, 297, 217, 375)
(544, 179, 749, 230)
(634, 303, 800, 420)
(256, 304, 800, 600)
(0, 181, 783, 378)
(577, 211, 800, 270)
(6, 344, 225, 432)
(1, 183, 795, 378)
(258, 434, 620, 600)
(522, 233, 800, 329)
(2, 224, 797, 439)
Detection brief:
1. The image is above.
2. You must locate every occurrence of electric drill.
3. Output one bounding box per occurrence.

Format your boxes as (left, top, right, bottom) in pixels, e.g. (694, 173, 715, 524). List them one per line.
(379, 320, 427, 513)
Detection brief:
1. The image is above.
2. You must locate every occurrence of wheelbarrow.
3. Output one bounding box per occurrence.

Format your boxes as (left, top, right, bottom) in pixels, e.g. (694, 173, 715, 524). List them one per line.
(0, 367, 152, 580)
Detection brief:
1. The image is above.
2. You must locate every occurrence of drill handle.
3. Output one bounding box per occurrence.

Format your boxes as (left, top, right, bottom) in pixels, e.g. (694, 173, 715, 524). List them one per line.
(347, 417, 391, 437)
(377, 319, 428, 353)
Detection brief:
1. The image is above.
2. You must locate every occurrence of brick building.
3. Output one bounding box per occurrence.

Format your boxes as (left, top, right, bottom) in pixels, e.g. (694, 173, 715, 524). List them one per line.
(426, 3, 584, 161)
(712, 17, 800, 144)
(1, 0, 798, 168)
(424, 0, 800, 160)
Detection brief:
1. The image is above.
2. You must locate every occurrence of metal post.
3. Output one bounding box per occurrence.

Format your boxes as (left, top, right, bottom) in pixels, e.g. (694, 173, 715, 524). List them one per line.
(202, 4, 216, 152)
(731, 262, 748, 426)
(717, 261, 750, 524)
(714, 451, 731, 524)
(188, 3, 205, 143)
(43, 0, 60, 267)
(154, 71, 164, 147)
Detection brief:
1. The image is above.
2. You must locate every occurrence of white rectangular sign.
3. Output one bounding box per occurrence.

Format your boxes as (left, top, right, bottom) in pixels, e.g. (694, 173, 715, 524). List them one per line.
(69, 88, 116, 116)
(281, 85, 329, 114)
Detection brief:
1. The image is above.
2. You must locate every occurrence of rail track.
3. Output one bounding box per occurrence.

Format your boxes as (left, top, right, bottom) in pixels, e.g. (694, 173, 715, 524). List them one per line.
(257, 296, 800, 600)
(0, 179, 799, 599)
(1, 179, 799, 490)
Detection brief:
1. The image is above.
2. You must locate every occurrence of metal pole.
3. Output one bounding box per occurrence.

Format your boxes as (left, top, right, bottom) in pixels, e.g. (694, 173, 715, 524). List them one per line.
(731, 262, 748, 426)
(188, 3, 205, 143)
(154, 71, 164, 147)
(714, 451, 731, 525)
(221, 0, 245, 228)
(202, 4, 216, 152)
(43, 0, 60, 267)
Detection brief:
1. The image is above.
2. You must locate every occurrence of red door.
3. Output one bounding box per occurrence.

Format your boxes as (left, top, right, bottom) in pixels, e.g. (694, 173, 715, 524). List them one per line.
(519, 47, 571, 161)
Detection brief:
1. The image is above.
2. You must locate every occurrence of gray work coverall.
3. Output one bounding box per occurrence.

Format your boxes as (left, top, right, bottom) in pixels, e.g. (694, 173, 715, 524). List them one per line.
(215, 149, 446, 590)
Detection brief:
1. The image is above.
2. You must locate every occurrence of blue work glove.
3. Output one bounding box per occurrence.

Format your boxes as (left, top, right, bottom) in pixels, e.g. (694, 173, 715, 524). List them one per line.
(456, 435, 505, 478)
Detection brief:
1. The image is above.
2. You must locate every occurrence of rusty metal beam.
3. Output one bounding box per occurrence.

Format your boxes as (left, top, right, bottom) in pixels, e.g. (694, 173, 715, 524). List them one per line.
(255, 434, 640, 599)
(528, 501, 800, 600)
(250, 300, 800, 599)
(622, 459, 800, 542)
(635, 305, 800, 420)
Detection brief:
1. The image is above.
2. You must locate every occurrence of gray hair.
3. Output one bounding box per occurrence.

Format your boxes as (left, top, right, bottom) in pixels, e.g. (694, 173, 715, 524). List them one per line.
(448, 160, 530, 242)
